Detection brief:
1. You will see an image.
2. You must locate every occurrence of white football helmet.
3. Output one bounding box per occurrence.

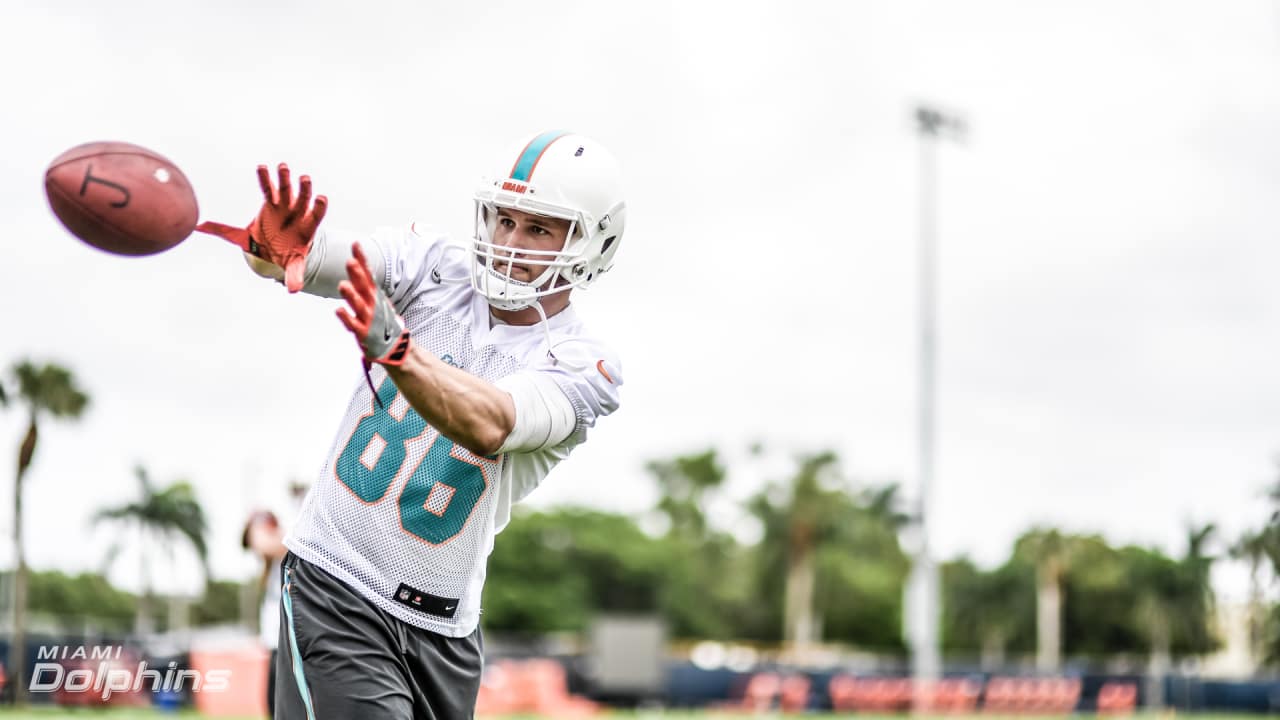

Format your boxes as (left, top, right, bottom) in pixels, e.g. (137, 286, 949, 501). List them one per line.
(471, 131, 627, 311)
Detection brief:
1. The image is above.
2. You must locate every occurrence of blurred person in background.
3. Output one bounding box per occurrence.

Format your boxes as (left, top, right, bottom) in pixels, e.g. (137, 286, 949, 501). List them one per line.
(243, 510, 286, 716)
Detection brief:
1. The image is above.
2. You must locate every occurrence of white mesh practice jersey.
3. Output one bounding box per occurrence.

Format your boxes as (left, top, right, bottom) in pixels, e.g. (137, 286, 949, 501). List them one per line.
(285, 223, 622, 637)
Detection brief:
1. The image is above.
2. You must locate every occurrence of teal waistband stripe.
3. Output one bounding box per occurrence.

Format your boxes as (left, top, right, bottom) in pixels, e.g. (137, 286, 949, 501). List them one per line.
(283, 569, 317, 720)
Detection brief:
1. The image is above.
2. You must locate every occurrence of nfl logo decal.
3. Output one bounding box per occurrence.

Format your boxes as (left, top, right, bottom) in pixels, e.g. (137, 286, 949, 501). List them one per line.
(394, 582, 461, 619)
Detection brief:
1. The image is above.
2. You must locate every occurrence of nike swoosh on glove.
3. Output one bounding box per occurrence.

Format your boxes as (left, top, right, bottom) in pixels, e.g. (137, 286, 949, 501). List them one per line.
(195, 163, 328, 293)
(336, 241, 411, 366)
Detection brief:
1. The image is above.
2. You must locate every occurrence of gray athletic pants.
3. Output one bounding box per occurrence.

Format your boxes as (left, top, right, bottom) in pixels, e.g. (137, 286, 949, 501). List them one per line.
(274, 552, 484, 719)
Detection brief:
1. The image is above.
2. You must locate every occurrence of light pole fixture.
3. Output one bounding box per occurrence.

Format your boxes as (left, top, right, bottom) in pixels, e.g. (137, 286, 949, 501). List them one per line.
(907, 103, 966, 712)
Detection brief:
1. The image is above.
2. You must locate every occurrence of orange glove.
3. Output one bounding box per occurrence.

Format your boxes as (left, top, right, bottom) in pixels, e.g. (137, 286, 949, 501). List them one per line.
(336, 241, 411, 366)
(196, 163, 328, 293)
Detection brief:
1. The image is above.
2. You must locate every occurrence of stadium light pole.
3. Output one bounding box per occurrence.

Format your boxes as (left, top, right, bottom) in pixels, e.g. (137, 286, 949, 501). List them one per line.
(908, 104, 965, 712)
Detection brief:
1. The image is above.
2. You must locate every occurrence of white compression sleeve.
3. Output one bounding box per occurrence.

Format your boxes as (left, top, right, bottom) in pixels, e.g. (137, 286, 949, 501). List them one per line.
(301, 227, 387, 299)
(495, 371, 578, 453)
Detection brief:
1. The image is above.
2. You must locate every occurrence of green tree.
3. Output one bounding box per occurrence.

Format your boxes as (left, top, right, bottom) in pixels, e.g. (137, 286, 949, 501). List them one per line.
(748, 452, 910, 649)
(6, 360, 89, 705)
(1061, 535, 1143, 656)
(748, 452, 843, 646)
(647, 449, 725, 541)
(645, 449, 761, 639)
(813, 482, 911, 651)
(94, 465, 209, 634)
(1231, 526, 1272, 662)
(1052, 531, 1218, 662)
(940, 528, 1221, 668)
(942, 557, 1034, 666)
(23, 569, 136, 632)
(1174, 524, 1219, 654)
(1232, 472, 1280, 665)
(1015, 528, 1076, 672)
(192, 580, 247, 627)
(657, 531, 761, 640)
(483, 508, 663, 634)
(1116, 527, 1217, 709)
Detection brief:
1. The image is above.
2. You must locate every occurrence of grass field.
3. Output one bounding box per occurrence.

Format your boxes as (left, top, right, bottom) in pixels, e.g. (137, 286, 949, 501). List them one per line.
(0, 711, 1270, 720)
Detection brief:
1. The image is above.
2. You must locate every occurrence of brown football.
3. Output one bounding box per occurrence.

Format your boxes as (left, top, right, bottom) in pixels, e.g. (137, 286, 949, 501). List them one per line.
(44, 141, 199, 256)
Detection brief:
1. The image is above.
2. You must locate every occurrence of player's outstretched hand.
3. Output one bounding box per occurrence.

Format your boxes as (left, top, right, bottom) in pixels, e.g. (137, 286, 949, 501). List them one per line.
(194, 163, 328, 293)
(336, 242, 411, 367)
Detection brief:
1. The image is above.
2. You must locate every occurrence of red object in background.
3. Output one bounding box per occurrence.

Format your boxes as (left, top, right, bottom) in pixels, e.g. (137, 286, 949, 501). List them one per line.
(190, 646, 270, 718)
(51, 649, 148, 707)
(476, 658, 599, 717)
(1097, 681, 1138, 715)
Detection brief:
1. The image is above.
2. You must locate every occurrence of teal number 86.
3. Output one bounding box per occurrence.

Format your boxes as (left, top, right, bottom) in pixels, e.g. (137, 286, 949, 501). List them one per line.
(335, 377, 494, 544)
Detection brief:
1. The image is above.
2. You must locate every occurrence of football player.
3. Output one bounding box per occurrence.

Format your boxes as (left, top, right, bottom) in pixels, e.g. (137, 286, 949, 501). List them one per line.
(198, 131, 626, 719)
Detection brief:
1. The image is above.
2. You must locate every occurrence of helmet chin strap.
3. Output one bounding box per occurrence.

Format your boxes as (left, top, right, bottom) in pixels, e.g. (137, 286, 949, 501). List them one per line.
(527, 297, 588, 371)
(479, 271, 587, 371)
(444, 244, 587, 371)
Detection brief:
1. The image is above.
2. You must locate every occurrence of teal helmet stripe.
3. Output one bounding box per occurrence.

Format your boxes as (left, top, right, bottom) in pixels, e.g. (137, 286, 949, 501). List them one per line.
(509, 130, 570, 182)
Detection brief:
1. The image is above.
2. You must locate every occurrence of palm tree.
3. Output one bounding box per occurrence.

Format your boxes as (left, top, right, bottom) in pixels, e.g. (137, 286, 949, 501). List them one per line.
(646, 449, 742, 638)
(1016, 528, 1074, 672)
(749, 452, 846, 647)
(1229, 468, 1280, 665)
(94, 465, 209, 635)
(1232, 527, 1271, 662)
(7, 361, 89, 705)
(1176, 523, 1218, 652)
(943, 558, 1032, 669)
(647, 449, 725, 541)
(1126, 525, 1218, 710)
(862, 484, 913, 531)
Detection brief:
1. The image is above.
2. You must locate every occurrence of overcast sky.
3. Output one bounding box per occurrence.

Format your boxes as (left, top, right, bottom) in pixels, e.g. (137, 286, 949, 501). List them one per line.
(2, 0, 1279, 605)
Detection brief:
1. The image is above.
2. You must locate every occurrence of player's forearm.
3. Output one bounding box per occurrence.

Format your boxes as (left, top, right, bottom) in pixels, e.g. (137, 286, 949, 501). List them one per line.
(385, 347, 516, 457)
